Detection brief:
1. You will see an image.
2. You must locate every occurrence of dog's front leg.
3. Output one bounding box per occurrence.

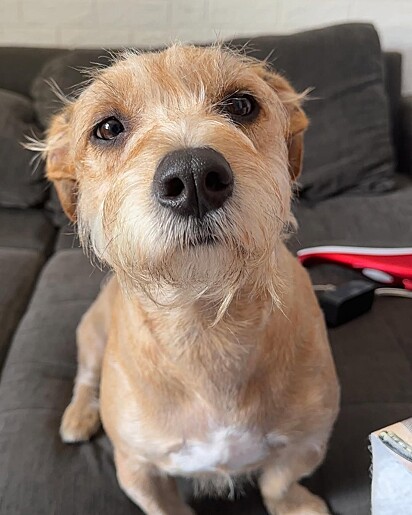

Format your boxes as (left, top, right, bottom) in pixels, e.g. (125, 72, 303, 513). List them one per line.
(260, 480, 329, 515)
(60, 278, 115, 442)
(115, 452, 195, 515)
(259, 443, 330, 515)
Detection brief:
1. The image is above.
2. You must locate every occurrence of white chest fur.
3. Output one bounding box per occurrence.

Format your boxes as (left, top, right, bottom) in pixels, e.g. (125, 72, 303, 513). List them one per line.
(111, 363, 289, 476)
(163, 426, 286, 475)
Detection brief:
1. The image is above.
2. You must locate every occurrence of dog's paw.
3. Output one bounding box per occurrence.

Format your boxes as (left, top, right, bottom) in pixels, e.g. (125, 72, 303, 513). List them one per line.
(275, 499, 330, 515)
(265, 484, 330, 515)
(60, 400, 101, 443)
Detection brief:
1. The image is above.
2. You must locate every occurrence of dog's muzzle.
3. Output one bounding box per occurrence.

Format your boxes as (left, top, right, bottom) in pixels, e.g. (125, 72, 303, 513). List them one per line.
(153, 148, 233, 219)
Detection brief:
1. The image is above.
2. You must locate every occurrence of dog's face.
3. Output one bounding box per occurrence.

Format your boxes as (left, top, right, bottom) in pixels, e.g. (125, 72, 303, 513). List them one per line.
(44, 45, 307, 304)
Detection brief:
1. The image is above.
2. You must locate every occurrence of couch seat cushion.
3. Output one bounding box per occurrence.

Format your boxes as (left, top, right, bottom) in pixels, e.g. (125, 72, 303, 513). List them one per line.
(291, 176, 412, 251)
(0, 90, 46, 208)
(306, 295, 412, 515)
(0, 249, 45, 369)
(0, 209, 55, 369)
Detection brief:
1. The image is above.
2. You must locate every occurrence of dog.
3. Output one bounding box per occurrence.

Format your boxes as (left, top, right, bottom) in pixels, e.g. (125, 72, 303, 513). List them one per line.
(39, 45, 340, 515)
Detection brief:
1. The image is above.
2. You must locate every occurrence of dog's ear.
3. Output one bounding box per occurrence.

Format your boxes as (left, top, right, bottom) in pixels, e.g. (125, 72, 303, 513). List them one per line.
(261, 70, 308, 180)
(45, 106, 77, 221)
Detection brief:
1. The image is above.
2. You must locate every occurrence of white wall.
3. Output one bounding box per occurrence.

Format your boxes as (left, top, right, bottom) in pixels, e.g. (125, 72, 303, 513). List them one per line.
(1, 0, 411, 93)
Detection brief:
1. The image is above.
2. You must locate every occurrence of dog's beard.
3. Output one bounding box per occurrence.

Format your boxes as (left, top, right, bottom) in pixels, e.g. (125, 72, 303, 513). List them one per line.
(77, 167, 293, 318)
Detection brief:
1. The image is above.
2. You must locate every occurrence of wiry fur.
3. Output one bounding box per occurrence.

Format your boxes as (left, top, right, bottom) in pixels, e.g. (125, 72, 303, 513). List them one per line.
(37, 44, 339, 515)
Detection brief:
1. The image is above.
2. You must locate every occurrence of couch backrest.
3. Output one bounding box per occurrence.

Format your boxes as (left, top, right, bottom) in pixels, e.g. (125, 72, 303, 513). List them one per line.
(383, 52, 402, 151)
(0, 47, 67, 97)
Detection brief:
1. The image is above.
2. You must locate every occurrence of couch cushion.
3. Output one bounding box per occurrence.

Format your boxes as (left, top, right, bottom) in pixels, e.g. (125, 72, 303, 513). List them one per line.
(0, 251, 105, 410)
(31, 49, 115, 129)
(231, 23, 396, 200)
(0, 47, 66, 98)
(0, 89, 46, 208)
(289, 176, 412, 252)
(0, 249, 45, 369)
(0, 208, 55, 252)
(54, 223, 80, 252)
(0, 209, 55, 368)
(1, 248, 411, 514)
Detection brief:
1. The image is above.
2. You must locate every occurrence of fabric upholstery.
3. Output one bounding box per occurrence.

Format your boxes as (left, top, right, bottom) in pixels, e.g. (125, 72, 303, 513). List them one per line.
(383, 52, 402, 165)
(0, 89, 46, 208)
(0, 249, 44, 369)
(306, 296, 412, 515)
(0, 47, 66, 98)
(55, 223, 80, 252)
(231, 23, 396, 200)
(0, 208, 55, 371)
(0, 208, 55, 252)
(31, 49, 115, 129)
(289, 176, 412, 254)
(399, 94, 412, 175)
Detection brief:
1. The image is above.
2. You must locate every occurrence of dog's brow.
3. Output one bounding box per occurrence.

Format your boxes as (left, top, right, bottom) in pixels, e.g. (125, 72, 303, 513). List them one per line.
(93, 74, 119, 96)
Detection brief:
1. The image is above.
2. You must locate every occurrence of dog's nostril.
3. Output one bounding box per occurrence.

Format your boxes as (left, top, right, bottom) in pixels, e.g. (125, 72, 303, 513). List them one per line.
(205, 171, 228, 192)
(164, 177, 185, 198)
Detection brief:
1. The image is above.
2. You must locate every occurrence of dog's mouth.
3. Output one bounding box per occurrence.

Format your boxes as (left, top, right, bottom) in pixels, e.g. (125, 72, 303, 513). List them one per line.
(163, 212, 227, 250)
(169, 215, 222, 248)
(189, 231, 218, 247)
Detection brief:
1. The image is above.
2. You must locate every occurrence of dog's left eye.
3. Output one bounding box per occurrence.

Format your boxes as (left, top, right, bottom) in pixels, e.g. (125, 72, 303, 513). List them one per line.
(94, 117, 124, 140)
(219, 93, 259, 122)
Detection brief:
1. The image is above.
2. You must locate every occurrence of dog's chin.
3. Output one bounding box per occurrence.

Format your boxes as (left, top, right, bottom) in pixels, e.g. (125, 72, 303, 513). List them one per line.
(107, 226, 282, 317)
(115, 235, 239, 296)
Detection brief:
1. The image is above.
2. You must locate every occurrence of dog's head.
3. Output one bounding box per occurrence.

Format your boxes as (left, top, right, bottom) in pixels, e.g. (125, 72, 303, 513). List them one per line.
(42, 45, 307, 306)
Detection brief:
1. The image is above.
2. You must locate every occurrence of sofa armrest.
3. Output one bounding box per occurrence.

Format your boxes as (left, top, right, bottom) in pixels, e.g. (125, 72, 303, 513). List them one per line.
(398, 95, 412, 175)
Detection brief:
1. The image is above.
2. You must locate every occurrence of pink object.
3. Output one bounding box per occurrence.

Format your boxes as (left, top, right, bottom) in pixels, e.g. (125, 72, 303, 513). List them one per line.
(297, 246, 412, 291)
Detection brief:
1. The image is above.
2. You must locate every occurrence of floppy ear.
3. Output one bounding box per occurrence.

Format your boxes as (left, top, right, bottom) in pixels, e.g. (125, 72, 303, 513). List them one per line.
(45, 106, 77, 221)
(261, 70, 309, 180)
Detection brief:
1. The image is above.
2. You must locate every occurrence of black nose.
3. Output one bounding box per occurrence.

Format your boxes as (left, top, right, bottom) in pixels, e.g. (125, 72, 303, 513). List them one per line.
(153, 148, 234, 218)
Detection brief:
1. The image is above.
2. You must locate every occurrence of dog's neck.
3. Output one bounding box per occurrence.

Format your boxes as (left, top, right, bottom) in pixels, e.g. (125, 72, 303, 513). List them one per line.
(109, 244, 296, 419)
(131, 288, 273, 396)
(118, 244, 291, 386)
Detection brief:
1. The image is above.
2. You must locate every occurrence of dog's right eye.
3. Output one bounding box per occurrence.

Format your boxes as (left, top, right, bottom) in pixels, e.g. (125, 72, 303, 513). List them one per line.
(218, 93, 259, 123)
(94, 117, 124, 141)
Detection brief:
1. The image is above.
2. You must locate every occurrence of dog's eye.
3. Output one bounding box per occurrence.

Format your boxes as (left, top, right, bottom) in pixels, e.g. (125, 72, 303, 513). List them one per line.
(219, 94, 259, 122)
(94, 117, 124, 140)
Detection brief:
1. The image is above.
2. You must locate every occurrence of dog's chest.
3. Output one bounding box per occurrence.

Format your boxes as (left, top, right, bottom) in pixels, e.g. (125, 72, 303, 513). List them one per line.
(161, 426, 283, 475)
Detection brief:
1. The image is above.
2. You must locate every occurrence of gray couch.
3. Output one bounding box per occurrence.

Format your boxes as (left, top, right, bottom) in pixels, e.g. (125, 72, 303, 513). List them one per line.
(0, 23, 411, 515)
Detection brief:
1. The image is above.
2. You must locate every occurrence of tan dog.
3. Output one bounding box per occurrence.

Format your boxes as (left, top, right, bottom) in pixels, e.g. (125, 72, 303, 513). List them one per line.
(39, 45, 339, 515)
